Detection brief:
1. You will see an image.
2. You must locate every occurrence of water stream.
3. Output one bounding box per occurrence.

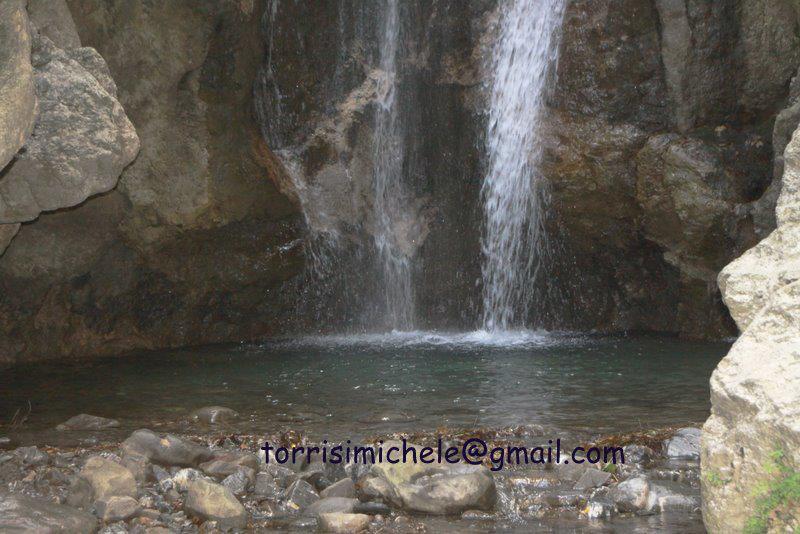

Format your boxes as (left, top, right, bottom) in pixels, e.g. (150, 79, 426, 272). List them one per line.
(372, 0, 415, 330)
(481, 0, 567, 331)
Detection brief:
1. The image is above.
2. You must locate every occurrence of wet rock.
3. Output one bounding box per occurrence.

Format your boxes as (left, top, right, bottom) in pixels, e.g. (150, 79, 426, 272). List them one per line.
(122, 429, 212, 467)
(200, 452, 259, 479)
(66, 476, 94, 509)
(171, 468, 208, 493)
(184, 479, 247, 530)
(320, 478, 355, 499)
(369, 442, 496, 515)
(352, 501, 390, 515)
(57, 414, 121, 431)
(80, 456, 137, 501)
(285, 479, 319, 510)
(15, 446, 49, 466)
(623, 445, 655, 465)
(221, 467, 255, 496)
(650, 482, 699, 513)
(663, 428, 701, 459)
(318, 512, 370, 533)
(266, 464, 297, 488)
(96, 496, 141, 522)
(356, 476, 392, 502)
(254, 472, 278, 498)
(609, 476, 651, 513)
(573, 469, 612, 490)
(189, 407, 239, 425)
(584, 497, 615, 519)
(304, 497, 358, 517)
(0, 491, 96, 532)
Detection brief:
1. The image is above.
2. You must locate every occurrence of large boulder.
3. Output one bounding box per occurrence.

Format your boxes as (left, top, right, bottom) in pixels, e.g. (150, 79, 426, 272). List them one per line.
(702, 127, 800, 532)
(0, 491, 97, 533)
(0, 30, 139, 223)
(0, 0, 36, 171)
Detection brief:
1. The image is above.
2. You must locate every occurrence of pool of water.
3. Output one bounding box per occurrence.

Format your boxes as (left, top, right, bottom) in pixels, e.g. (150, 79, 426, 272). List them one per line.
(0, 332, 729, 443)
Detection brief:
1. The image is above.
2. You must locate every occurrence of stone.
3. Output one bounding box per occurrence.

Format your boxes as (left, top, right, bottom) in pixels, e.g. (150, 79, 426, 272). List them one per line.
(320, 478, 356, 499)
(584, 497, 615, 519)
(0, 31, 139, 224)
(318, 512, 370, 533)
(121, 454, 151, 484)
(184, 479, 247, 531)
(189, 406, 239, 425)
(609, 476, 651, 513)
(96, 496, 141, 522)
(80, 456, 137, 501)
(0, 491, 96, 532)
(15, 445, 48, 466)
(285, 479, 319, 510)
(57, 413, 120, 431)
(303, 497, 358, 517)
(200, 452, 259, 479)
(573, 469, 612, 490)
(623, 445, 655, 465)
(221, 467, 254, 496)
(368, 441, 496, 514)
(171, 468, 208, 493)
(703, 127, 800, 531)
(66, 475, 94, 509)
(0, 0, 36, 172)
(650, 482, 699, 513)
(254, 472, 278, 498)
(352, 501, 390, 515)
(663, 427, 701, 459)
(122, 429, 212, 467)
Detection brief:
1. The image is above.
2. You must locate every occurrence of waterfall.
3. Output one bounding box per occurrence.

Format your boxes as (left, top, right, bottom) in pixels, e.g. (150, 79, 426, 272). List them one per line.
(372, 0, 415, 330)
(480, 0, 566, 331)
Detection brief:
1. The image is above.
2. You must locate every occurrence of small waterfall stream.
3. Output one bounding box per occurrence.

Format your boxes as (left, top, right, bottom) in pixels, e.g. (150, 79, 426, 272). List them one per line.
(372, 0, 415, 330)
(480, 0, 566, 331)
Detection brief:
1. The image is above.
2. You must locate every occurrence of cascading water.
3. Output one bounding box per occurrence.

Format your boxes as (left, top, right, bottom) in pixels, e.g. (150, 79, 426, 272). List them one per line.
(480, 0, 566, 332)
(371, 0, 415, 330)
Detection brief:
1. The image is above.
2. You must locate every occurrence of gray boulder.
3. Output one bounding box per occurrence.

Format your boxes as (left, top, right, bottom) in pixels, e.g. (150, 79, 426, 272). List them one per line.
(56, 413, 120, 431)
(184, 479, 247, 531)
(573, 468, 612, 490)
(0, 0, 36, 172)
(0, 491, 96, 533)
(0, 31, 139, 224)
(200, 451, 259, 479)
(664, 427, 701, 459)
(122, 429, 212, 467)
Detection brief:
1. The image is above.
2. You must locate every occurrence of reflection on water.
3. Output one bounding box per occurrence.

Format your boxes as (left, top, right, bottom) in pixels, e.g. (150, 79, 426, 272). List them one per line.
(0, 333, 728, 442)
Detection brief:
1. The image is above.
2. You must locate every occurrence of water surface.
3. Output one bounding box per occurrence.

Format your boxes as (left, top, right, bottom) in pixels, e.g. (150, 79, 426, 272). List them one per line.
(0, 332, 729, 443)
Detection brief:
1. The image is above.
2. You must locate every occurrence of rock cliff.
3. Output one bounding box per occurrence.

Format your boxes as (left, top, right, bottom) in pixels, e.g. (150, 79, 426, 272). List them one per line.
(701, 124, 800, 533)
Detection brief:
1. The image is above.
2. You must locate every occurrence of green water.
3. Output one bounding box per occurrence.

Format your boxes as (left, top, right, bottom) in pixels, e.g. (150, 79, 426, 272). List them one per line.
(0, 331, 729, 443)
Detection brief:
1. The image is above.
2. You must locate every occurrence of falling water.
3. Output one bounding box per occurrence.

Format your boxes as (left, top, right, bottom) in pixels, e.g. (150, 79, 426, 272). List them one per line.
(480, 0, 566, 331)
(372, 0, 415, 330)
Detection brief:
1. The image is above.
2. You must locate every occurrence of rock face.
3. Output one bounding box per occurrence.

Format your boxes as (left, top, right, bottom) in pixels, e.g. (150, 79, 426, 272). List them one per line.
(702, 126, 800, 532)
(0, 0, 36, 171)
(0, 0, 302, 364)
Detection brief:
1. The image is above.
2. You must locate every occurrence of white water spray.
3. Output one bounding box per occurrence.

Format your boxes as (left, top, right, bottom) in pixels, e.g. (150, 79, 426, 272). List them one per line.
(372, 0, 415, 330)
(480, 0, 566, 331)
